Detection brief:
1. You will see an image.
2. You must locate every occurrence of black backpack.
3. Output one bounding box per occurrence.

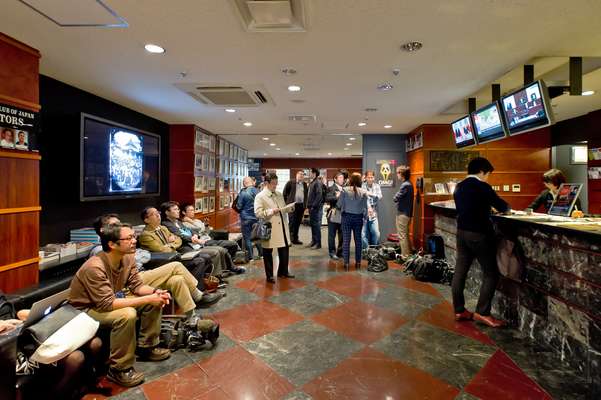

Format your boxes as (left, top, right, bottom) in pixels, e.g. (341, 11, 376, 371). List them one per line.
(0, 291, 16, 320)
(426, 234, 445, 259)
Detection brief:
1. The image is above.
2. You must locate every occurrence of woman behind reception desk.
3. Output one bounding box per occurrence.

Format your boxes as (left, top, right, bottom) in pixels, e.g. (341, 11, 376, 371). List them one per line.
(528, 169, 582, 213)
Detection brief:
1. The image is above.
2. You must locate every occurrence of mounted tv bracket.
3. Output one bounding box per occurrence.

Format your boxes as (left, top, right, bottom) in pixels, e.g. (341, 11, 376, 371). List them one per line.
(529, 57, 583, 99)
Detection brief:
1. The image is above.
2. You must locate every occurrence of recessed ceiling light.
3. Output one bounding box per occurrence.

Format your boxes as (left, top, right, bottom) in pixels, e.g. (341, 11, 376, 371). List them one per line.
(401, 41, 423, 52)
(263, 153, 268, 156)
(582, 90, 595, 96)
(384, 124, 392, 129)
(144, 44, 165, 54)
(377, 83, 393, 91)
(295, 152, 300, 156)
(281, 67, 297, 75)
(288, 85, 302, 92)
(344, 147, 349, 151)
(270, 143, 276, 146)
(328, 152, 332, 156)
(262, 137, 269, 141)
(358, 122, 367, 127)
(349, 137, 356, 141)
(276, 148, 281, 151)
(225, 109, 236, 113)
(346, 143, 352, 146)
(243, 122, 252, 127)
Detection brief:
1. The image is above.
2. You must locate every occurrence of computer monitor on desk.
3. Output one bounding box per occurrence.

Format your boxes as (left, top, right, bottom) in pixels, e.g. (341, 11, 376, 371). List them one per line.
(548, 183, 583, 217)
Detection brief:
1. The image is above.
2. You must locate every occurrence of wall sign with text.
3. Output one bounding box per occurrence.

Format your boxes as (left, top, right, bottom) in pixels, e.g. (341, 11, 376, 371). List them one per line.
(0, 102, 38, 151)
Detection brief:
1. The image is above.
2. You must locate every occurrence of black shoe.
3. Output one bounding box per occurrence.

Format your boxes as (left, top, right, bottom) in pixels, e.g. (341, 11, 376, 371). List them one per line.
(136, 347, 171, 362)
(107, 367, 145, 387)
(266, 277, 276, 283)
(343, 264, 349, 271)
(196, 291, 223, 308)
(278, 274, 295, 279)
(311, 245, 321, 250)
(291, 240, 303, 245)
(329, 253, 339, 260)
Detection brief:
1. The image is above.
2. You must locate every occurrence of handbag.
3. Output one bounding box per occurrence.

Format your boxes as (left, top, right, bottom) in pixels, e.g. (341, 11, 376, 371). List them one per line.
(496, 238, 524, 281)
(250, 219, 272, 242)
(24, 304, 81, 349)
(328, 208, 342, 224)
(203, 276, 220, 293)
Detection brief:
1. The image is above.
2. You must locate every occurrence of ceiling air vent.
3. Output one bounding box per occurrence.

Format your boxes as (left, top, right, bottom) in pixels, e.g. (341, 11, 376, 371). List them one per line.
(230, 0, 308, 32)
(174, 83, 274, 107)
(289, 115, 316, 122)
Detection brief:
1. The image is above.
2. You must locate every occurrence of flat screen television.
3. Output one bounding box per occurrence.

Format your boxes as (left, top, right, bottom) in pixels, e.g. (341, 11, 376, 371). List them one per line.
(80, 113, 161, 201)
(451, 115, 477, 148)
(471, 101, 507, 144)
(501, 80, 554, 135)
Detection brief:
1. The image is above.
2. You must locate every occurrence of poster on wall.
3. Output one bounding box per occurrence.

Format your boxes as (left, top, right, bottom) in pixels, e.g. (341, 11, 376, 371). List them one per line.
(209, 197, 215, 212)
(376, 160, 397, 187)
(194, 177, 202, 192)
(0, 102, 38, 151)
(194, 198, 202, 213)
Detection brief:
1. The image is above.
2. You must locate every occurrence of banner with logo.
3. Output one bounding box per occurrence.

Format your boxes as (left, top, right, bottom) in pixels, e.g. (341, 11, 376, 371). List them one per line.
(0, 102, 38, 151)
(376, 159, 397, 187)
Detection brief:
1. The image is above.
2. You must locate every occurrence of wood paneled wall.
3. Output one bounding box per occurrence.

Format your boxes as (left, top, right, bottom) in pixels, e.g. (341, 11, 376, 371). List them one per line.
(407, 124, 551, 248)
(0, 34, 41, 292)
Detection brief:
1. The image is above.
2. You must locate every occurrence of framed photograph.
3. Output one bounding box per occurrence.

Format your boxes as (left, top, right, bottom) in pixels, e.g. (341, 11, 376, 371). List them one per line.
(194, 129, 203, 146)
(12, 130, 29, 150)
(219, 178, 224, 192)
(209, 155, 215, 172)
(202, 197, 209, 214)
(208, 177, 215, 191)
(203, 176, 209, 193)
(194, 198, 202, 213)
(224, 142, 230, 158)
(194, 154, 202, 169)
(194, 176, 202, 192)
(0, 127, 15, 149)
(209, 135, 216, 152)
(229, 144, 234, 158)
(219, 196, 224, 210)
(209, 197, 215, 212)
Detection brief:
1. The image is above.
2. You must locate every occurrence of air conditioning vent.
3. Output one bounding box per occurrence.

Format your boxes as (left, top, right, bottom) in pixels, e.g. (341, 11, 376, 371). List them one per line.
(174, 83, 274, 107)
(289, 115, 317, 122)
(230, 0, 308, 32)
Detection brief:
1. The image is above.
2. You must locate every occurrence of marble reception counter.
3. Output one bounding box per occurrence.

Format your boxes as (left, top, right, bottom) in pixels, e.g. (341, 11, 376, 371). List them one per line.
(429, 201, 600, 386)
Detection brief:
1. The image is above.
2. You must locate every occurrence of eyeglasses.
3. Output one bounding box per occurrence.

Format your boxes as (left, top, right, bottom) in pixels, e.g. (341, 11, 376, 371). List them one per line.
(117, 235, 136, 242)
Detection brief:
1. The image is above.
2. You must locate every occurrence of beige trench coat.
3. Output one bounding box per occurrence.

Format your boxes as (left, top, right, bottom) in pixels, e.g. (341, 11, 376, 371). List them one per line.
(254, 188, 293, 249)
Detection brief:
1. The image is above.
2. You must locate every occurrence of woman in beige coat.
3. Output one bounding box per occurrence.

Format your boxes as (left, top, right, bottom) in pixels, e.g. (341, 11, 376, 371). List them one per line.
(254, 172, 296, 283)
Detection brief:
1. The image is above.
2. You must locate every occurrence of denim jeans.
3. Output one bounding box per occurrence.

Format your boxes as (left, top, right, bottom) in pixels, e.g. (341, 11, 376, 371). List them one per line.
(241, 219, 262, 258)
(328, 222, 343, 256)
(361, 218, 380, 248)
(309, 206, 323, 246)
(341, 212, 364, 265)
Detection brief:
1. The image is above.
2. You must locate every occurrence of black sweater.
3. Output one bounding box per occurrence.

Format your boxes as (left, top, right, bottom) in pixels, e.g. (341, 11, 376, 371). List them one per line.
(528, 189, 582, 213)
(454, 177, 509, 234)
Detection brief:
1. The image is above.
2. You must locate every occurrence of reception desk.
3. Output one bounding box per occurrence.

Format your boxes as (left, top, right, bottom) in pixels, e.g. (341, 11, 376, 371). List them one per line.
(429, 200, 600, 385)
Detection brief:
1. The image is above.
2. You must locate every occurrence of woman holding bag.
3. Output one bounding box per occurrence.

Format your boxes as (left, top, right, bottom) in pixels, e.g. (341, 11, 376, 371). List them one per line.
(254, 172, 296, 283)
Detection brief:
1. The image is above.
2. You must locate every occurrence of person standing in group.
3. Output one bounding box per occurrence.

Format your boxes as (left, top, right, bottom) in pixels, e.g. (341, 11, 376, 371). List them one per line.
(238, 176, 262, 260)
(283, 170, 308, 245)
(254, 172, 296, 283)
(307, 168, 325, 249)
(452, 157, 509, 328)
(338, 173, 368, 270)
(361, 170, 382, 248)
(325, 172, 345, 260)
(393, 166, 414, 258)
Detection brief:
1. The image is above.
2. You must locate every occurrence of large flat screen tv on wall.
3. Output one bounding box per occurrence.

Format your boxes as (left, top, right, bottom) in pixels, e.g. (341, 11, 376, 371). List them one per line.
(451, 115, 477, 148)
(471, 101, 507, 144)
(80, 113, 161, 201)
(501, 80, 554, 136)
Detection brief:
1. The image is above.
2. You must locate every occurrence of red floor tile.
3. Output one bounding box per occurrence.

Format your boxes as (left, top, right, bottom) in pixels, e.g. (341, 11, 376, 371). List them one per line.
(387, 260, 405, 270)
(314, 274, 386, 298)
(312, 300, 407, 344)
(464, 350, 553, 400)
(236, 277, 307, 298)
(197, 346, 294, 400)
(389, 276, 444, 298)
(303, 347, 460, 400)
(417, 301, 496, 346)
(143, 363, 216, 400)
(194, 386, 231, 400)
(80, 376, 129, 399)
(209, 300, 304, 342)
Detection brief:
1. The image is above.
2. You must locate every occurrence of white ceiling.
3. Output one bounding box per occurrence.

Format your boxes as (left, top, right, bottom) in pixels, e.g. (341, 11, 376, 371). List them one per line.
(3, 0, 601, 157)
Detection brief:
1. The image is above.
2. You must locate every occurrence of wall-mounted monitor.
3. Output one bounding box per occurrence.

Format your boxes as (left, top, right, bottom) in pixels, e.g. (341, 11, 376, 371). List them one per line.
(501, 80, 554, 135)
(451, 115, 477, 148)
(471, 101, 507, 144)
(80, 113, 161, 201)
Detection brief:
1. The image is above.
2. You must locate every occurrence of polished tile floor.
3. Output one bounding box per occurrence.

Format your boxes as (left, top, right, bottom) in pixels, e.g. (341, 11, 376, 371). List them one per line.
(82, 226, 586, 400)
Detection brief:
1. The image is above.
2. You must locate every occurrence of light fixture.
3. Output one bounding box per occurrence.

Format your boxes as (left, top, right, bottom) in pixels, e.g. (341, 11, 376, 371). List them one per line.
(263, 153, 268, 156)
(346, 143, 352, 146)
(349, 137, 356, 141)
(243, 122, 252, 127)
(582, 90, 595, 96)
(144, 44, 165, 54)
(358, 122, 367, 127)
(288, 85, 302, 92)
(269, 143, 276, 146)
(328, 152, 332, 156)
(401, 41, 423, 52)
(384, 124, 392, 129)
(276, 148, 281, 151)
(344, 147, 349, 151)
(281, 67, 297, 75)
(295, 152, 300, 156)
(262, 137, 270, 141)
(364, 107, 378, 112)
(377, 83, 393, 91)
(225, 109, 236, 113)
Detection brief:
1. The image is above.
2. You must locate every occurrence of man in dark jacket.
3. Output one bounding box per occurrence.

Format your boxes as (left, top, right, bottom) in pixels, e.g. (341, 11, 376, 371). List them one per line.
(307, 168, 325, 249)
(283, 171, 308, 245)
(325, 172, 345, 259)
(238, 177, 262, 260)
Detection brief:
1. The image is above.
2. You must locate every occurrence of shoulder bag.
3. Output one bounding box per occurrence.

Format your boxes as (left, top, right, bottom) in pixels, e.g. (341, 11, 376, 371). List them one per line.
(250, 219, 272, 242)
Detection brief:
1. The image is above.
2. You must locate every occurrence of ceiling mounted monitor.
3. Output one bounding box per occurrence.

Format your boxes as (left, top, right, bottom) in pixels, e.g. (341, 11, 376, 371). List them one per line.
(451, 115, 477, 148)
(501, 80, 555, 136)
(471, 101, 507, 144)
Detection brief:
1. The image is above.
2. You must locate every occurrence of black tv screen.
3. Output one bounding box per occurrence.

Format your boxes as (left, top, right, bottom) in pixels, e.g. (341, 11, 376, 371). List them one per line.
(451, 115, 476, 148)
(80, 114, 160, 201)
(471, 101, 507, 144)
(501, 80, 554, 135)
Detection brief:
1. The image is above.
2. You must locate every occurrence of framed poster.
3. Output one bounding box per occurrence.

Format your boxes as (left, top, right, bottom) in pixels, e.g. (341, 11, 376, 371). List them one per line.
(194, 154, 202, 169)
(209, 135, 216, 152)
(209, 197, 215, 212)
(194, 198, 202, 213)
(209, 155, 215, 172)
(219, 178, 224, 192)
(202, 197, 209, 214)
(224, 142, 230, 158)
(208, 177, 215, 190)
(194, 129, 203, 147)
(194, 176, 202, 192)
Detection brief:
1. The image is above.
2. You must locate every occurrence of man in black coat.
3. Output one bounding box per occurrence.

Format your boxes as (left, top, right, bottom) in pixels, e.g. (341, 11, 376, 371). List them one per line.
(307, 168, 325, 249)
(283, 170, 308, 245)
